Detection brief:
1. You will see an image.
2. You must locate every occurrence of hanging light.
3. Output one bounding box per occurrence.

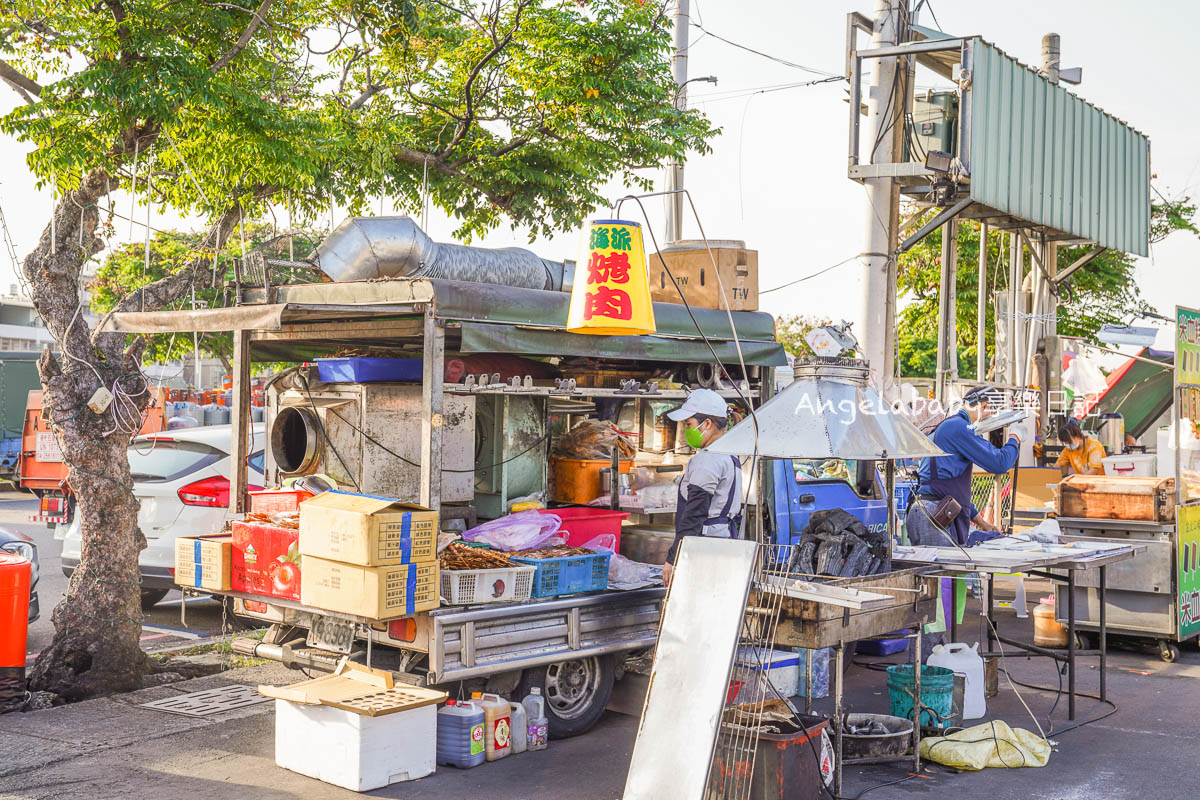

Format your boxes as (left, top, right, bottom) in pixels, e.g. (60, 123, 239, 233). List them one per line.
(566, 219, 656, 336)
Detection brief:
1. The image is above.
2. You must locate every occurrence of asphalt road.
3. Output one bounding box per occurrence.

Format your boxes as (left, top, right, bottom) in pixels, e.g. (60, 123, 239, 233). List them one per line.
(0, 493, 235, 665)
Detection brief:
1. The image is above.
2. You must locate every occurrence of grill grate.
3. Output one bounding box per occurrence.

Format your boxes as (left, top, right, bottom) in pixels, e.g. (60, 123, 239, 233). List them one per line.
(139, 684, 271, 717)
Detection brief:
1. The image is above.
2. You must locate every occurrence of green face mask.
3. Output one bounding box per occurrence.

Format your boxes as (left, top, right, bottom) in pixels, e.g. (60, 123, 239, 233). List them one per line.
(685, 425, 705, 449)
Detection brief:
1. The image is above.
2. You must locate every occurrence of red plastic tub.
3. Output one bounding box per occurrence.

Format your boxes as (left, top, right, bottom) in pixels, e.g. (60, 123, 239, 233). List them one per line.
(540, 507, 629, 551)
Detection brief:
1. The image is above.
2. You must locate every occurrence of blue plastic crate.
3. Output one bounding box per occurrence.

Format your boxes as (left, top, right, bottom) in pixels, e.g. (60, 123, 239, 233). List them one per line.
(893, 481, 916, 513)
(857, 632, 910, 656)
(316, 357, 423, 383)
(511, 551, 611, 598)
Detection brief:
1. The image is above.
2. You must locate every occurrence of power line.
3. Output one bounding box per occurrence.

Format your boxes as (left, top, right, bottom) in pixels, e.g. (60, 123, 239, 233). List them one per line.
(687, 75, 843, 107)
(690, 22, 840, 79)
(760, 255, 860, 295)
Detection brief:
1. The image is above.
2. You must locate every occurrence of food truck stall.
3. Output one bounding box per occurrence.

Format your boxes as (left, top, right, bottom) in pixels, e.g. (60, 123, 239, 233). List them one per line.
(102, 262, 786, 741)
(1051, 304, 1200, 662)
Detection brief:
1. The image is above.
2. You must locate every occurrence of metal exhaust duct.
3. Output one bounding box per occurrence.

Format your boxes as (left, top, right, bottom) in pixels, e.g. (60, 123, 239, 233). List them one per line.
(311, 216, 571, 290)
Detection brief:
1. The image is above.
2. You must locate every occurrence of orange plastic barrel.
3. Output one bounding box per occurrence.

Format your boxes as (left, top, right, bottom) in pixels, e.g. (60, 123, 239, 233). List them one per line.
(0, 552, 31, 671)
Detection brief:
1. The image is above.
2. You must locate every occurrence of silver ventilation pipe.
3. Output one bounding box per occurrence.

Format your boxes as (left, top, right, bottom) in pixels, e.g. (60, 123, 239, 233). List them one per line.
(310, 216, 572, 291)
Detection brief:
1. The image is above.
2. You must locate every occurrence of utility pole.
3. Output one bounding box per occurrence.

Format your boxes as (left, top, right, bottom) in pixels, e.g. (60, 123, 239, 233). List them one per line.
(664, 0, 689, 244)
(855, 0, 907, 397)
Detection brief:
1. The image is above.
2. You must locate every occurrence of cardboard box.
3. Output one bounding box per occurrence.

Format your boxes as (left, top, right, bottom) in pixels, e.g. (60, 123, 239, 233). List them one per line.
(648, 241, 758, 311)
(232, 520, 302, 601)
(174, 534, 232, 591)
(301, 556, 439, 619)
(299, 491, 437, 566)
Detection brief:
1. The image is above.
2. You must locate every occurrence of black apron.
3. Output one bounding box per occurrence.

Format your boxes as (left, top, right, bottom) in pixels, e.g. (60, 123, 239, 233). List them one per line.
(677, 455, 744, 538)
(920, 420, 975, 546)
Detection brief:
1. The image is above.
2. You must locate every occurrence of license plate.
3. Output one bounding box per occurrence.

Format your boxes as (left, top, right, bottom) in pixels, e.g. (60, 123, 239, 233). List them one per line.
(307, 616, 357, 654)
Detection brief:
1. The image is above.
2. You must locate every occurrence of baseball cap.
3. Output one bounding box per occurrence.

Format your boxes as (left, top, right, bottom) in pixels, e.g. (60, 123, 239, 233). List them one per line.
(667, 388, 729, 422)
(962, 384, 1005, 407)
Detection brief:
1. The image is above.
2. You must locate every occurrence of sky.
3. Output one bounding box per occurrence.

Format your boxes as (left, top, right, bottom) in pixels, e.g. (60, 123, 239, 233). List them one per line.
(0, 1, 1197, 351)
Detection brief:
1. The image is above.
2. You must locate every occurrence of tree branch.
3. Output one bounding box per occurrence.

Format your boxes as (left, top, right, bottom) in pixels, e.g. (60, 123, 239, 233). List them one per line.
(110, 186, 276, 316)
(393, 147, 510, 213)
(440, 0, 530, 158)
(0, 58, 42, 101)
(210, 0, 274, 72)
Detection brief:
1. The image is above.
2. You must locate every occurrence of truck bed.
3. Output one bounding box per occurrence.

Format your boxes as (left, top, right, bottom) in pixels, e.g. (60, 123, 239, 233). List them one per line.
(221, 585, 666, 683)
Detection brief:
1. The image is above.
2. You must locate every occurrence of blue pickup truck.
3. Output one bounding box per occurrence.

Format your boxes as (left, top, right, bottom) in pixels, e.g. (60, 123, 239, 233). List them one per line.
(771, 458, 914, 548)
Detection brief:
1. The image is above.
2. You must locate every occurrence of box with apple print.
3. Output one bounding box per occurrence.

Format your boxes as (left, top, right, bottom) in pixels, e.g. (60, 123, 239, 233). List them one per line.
(232, 520, 302, 601)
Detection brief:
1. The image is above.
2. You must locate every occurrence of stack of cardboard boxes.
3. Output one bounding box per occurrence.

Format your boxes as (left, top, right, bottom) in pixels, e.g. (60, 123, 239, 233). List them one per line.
(175, 490, 441, 620)
(298, 492, 441, 618)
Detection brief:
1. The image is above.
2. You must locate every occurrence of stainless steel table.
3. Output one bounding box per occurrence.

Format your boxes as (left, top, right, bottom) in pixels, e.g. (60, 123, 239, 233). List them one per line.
(897, 546, 1140, 720)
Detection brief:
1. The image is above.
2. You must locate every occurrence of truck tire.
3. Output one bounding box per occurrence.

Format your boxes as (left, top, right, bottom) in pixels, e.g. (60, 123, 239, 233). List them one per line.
(140, 588, 170, 610)
(516, 655, 616, 739)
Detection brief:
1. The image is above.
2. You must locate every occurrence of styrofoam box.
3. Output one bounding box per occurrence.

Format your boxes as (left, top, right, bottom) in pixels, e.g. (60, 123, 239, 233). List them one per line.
(274, 699, 436, 791)
(735, 646, 801, 699)
(1102, 453, 1157, 477)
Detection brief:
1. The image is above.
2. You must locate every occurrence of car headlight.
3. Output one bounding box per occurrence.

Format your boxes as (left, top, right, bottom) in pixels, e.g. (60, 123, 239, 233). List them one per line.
(1, 542, 37, 585)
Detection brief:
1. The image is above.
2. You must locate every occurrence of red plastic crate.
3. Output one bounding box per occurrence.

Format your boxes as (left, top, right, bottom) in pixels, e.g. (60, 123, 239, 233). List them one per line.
(539, 507, 628, 552)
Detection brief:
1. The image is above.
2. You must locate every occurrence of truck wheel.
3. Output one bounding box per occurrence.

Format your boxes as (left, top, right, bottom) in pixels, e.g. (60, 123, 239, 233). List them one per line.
(140, 588, 169, 610)
(517, 655, 616, 739)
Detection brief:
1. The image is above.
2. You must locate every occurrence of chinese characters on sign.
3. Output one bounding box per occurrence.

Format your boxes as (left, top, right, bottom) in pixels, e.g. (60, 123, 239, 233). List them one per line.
(567, 220, 656, 336)
(1178, 505, 1200, 639)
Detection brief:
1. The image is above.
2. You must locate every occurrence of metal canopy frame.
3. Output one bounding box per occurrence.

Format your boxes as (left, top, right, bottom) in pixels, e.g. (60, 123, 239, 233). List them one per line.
(104, 277, 783, 517)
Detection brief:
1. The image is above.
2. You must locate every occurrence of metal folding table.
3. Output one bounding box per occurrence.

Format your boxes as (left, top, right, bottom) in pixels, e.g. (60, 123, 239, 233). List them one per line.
(898, 546, 1140, 720)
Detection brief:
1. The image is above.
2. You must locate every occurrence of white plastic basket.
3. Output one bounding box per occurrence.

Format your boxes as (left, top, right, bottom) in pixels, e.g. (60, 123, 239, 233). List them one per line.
(440, 565, 537, 606)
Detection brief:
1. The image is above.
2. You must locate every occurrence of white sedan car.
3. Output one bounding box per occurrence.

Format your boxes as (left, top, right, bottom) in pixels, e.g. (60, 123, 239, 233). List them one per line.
(61, 424, 264, 608)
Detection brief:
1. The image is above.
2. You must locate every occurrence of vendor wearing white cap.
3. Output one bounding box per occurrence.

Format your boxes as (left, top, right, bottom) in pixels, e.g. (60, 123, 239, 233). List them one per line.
(662, 388, 744, 586)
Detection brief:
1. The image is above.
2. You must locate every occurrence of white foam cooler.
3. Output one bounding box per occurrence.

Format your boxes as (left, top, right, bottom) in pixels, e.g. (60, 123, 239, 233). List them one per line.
(274, 698, 437, 791)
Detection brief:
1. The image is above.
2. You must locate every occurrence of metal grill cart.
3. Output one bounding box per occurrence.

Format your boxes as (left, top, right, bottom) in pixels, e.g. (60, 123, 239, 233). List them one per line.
(1051, 304, 1200, 663)
(707, 357, 944, 797)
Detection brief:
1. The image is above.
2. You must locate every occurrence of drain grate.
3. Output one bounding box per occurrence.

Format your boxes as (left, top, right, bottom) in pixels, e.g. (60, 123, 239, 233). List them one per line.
(140, 683, 272, 717)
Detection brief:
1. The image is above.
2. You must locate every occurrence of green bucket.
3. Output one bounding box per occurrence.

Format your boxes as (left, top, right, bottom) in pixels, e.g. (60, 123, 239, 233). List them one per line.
(886, 664, 955, 729)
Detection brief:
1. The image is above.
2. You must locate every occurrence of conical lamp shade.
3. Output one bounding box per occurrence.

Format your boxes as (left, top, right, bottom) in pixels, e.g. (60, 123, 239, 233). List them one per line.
(566, 219, 657, 336)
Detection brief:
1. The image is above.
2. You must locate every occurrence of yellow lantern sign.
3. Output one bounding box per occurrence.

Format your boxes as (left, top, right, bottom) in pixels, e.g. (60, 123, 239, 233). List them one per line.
(566, 219, 657, 336)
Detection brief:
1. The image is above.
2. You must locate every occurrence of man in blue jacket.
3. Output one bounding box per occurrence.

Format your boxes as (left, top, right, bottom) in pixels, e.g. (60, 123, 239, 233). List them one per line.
(906, 386, 1029, 547)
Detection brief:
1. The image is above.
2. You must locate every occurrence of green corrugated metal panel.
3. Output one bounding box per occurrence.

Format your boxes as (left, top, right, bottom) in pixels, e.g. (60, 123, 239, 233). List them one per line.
(968, 38, 1150, 256)
(0, 355, 40, 437)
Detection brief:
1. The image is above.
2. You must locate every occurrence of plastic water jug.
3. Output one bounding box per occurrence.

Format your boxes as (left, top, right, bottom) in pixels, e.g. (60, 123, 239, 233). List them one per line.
(522, 687, 548, 751)
(509, 701, 528, 753)
(927, 643, 986, 720)
(436, 699, 486, 769)
(473, 692, 512, 761)
(1033, 599, 1067, 647)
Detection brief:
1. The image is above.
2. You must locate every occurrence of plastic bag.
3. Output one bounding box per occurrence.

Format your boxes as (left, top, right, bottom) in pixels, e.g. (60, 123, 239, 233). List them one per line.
(636, 480, 680, 510)
(555, 419, 636, 460)
(919, 721, 1050, 770)
(462, 511, 562, 552)
(608, 552, 659, 587)
(579, 534, 617, 553)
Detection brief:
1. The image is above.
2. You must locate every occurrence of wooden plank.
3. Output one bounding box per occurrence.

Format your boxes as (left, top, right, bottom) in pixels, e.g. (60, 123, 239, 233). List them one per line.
(230, 330, 252, 515)
(760, 576, 894, 609)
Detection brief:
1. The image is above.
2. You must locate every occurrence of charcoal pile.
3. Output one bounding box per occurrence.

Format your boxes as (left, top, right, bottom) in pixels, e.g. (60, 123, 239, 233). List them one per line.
(785, 509, 891, 578)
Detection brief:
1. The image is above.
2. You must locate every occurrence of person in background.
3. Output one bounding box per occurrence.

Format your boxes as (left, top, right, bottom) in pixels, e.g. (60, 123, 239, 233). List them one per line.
(1057, 419, 1106, 476)
(661, 389, 743, 586)
(906, 386, 1031, 547)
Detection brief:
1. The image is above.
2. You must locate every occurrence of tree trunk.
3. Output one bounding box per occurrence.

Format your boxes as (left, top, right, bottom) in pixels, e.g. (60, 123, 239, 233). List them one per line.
(25, 170, 151, 699)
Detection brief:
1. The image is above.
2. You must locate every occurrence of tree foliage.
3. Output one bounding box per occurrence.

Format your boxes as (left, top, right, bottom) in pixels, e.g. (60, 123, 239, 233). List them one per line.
(1, 0, 715, 242)
(775, 314, 832, 359)
(896, 196, 1200, 379)
(0, 0, 716, 699)
(89, 224, 320, 365)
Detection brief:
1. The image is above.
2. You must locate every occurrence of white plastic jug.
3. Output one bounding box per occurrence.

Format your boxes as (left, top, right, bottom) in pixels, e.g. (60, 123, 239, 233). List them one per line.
(927, 642, 986, 720)
(509, 701, 528, 754)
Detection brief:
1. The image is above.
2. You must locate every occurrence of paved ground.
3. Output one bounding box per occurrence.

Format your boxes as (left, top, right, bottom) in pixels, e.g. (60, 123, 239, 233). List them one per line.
(1, 604, 1198, 799)
(2, 492, 240, 663)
